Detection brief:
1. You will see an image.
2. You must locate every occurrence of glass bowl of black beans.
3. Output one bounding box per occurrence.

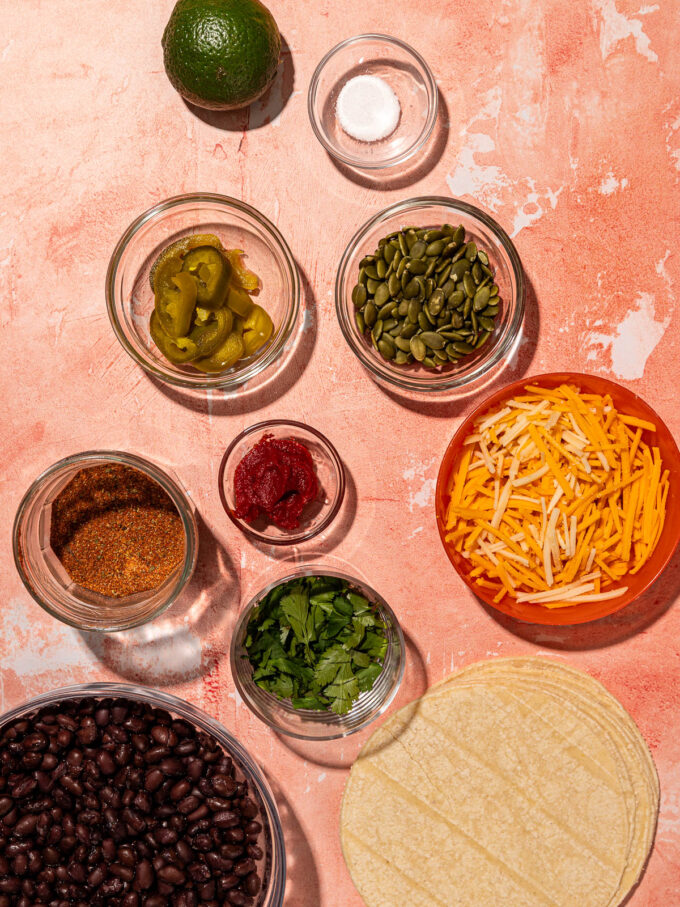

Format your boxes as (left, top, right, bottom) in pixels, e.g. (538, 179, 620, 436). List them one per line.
(336, 196, 525, 394)
(0, 683, 286, 906)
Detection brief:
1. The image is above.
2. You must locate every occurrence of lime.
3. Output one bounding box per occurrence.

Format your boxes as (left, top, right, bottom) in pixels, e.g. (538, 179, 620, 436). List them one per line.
(162, 0, 281, 111)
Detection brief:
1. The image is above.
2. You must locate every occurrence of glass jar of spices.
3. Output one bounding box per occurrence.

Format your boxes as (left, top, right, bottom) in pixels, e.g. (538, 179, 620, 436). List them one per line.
(13, 451, 198, 632)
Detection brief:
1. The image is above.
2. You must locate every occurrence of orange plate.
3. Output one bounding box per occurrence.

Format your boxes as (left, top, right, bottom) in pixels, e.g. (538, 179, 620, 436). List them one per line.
(435, 372, 680, 625)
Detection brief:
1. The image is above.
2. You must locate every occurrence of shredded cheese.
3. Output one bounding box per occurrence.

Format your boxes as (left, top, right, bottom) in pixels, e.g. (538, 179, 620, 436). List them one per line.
(445, 383, 669, 609)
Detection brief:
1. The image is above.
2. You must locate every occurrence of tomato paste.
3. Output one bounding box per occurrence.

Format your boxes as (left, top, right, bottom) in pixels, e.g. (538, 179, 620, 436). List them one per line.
(233, 435, 319, 530)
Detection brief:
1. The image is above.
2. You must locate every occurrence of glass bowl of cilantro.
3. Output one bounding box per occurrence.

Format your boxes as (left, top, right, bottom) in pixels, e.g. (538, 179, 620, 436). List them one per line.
(230, 567, 405, 739)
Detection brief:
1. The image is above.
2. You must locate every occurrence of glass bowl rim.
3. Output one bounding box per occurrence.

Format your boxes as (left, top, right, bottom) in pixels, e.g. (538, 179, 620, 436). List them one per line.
(0, 680, 287, 905)
(335, 195, 525, 393)
(229, 565, 406, 740)
(218, 420, 347, 546)
(12, 449, 198, 632)
(105, 192, 301, 390)
(435, 370, 680, 625)
(307, 32, 439, 170)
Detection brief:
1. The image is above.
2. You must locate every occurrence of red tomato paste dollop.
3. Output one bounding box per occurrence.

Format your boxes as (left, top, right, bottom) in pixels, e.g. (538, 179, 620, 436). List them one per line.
(233, 435, 319, 530)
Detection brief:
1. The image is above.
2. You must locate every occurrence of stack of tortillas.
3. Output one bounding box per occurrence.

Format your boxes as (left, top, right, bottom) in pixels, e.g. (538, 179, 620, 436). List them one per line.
(341, 657, 659, 907)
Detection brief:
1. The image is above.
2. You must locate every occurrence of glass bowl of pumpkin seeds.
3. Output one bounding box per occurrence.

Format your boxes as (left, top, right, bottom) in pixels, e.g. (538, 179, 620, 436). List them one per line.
(336, 197, 525, 393)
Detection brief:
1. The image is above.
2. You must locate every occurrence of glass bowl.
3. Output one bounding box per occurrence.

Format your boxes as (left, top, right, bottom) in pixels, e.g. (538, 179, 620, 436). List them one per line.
(12, 451, 198, 632)
(435, 372, 680, 625)
(230, 566, 405, 740)
(218, 420, 345, 546)
(106, 193, 300, 390)
(308, 34, 438, 170)
(0, 682, 286, 906)
(336, 196, 525, 393)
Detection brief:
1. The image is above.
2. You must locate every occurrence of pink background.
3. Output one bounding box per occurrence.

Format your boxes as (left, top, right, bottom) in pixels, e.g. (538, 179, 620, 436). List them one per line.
(2, 1, 679, 903)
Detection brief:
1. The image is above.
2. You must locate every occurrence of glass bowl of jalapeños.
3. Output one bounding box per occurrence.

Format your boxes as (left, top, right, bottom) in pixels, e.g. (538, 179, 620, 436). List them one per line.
(218, 420, 346, 546)
(308, 34, 438, 170)
(230, 566, 405, 740)
(106, 193, 300, 390)
(0, 682, 286, 905)
(13, 451, 198, 632)
(336, 196, 525, 393)
(435, 372, 680, 625)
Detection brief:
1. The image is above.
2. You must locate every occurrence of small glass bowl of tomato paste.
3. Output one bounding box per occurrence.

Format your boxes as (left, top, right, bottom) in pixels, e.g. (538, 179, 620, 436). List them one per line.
(219, 420, 345, 545)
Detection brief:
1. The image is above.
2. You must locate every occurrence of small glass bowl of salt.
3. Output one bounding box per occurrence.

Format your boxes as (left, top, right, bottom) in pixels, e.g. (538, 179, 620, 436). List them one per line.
(308, 34, 438, 170)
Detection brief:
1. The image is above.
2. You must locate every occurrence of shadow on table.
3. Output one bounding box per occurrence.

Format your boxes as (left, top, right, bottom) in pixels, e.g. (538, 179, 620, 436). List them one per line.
(249, 465, 358, 562)
(373, 271, 540, 419)
(480, 544, 680, 651)
(183, 35, 295, 132)
(329, 88, 450, 191)
(265, 781, 321, 907)
(79, 512, 237, 685)
(147, 261, 317, 417)
(271, 630, 427, 770)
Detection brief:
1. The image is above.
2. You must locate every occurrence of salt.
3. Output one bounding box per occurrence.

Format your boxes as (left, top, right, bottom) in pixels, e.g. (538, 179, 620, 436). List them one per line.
(336, 75, 401, 143)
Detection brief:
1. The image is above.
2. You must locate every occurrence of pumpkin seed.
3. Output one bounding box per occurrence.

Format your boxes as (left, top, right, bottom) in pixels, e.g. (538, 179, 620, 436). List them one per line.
(384, 242, 397, 264)
(422, 356, 438, 368)
(465, 241, 478, 261)
(366, 277, 380, 294)
(477, 250, 489, 266)
(410, 336, 427, 361)
(407, 258, 428, 275)
(395, 350, 412, 365)
(378, 336, 396, 359)
(398, 233, 408, 256)
(483, 304, 500, 316)
(453, 340, 474, 354)
(426, 239, 446, 256)
(404, 278, 420, 299)
(476, 330, 491, 348)
(355, 311, 365, 333)
(374, 283, 390, 308)
(473, 286, 491, 311)
(479, 315, 495, 331)
(388, 273, 401, 297)
(376, 259, 387, 279)
(451, 259, 471, 281)
(394, 336, 412, 353)
(471, 261, 483, 284)
(407, 299, 421, 323)
(463, 272, 476, 298)
(420, 331, 445, 350)
(489, 284, 499, 297)
(364, 301, 377, 328)
(453, 225, 466, 245)
(400, 322, 418, 339)
(428, 288, 445, 315)
(372, 319, 383, 342)
(352, 284, 367, 308)
(409, 240, 427, 259)
(417, 312, 430, 332)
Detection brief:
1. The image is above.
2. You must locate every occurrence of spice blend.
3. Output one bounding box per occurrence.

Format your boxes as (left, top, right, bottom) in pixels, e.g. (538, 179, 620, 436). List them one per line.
(50, 464, 185, 598)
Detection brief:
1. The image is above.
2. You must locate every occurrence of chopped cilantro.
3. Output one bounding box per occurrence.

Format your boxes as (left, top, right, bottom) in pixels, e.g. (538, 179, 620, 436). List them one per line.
(243, 575, 388, 715)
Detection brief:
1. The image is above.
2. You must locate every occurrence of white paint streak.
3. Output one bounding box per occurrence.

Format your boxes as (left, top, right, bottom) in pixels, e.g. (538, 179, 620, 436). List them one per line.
(598, 172, 629, 194)
(592, 0, 658, 62)
(586, 292, 670, 379)
(511, 183, 563, 237)
(0, 598, 95, 674)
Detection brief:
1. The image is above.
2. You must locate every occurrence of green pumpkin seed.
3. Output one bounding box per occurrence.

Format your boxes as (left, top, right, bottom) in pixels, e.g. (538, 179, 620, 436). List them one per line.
(463, 272, 476, 298)
(409, 240, 427, 259)
(477, 250, 489, 266)
(471, 310, 478, 333)
(472, 261, 483, 284)
(417, 312, 430, 332)
(425, 239, 446, 256)
(420, 331, 445, 350)
(355, 311, 365, 333)
(374, 283, 390, 307)
(433, 347, 449, 362)
(452, 245, 467, 262)
(453, 225, 466, 245)
(398, 233, 409, 256)
(453, 340, 474, 354)
(440, 330, 466, 341)
(489, 284, 499, 297)
(446, 344, 462, 360)
(365, 264, 380, 280)
(451, 259, 471, 281)
(465, 241, 478, 261)
(358, 267, 367, 286)
(388, 273, 401, 297)
(442, 241, 457, 259)
(394, 336, 412, 353)
(398, 299, 409, 317)
(450, 289, 465, 306)
(383, 243, 396, 264)
(407, 258, 427, 275)
(425, 259, 437, 279)
(476, 330, 492, 348)
(463, 298, 472, 319)
(483, 304, 500, 316)
(383, 317, 398, 331)
(378, 299, 396, 320)
(404, 278, 420, 299)
(400, 322, 418, 339)
(428, 288, 445, 315)
(352, 284, 367, 308)
(478, 315, 496, 331)
(422, 356, 438, 369)
(423, 229, 444, 242)
(410, 336, 427, 361)
(396, 258, 407, 279)
(364, 301, 377, 328)
(405, 230, 418, 250)
(378, 336, 396, 360)
(376, 259, 387, 279)
(372, 319, 383, 342)
(407, 299, 421, 323)
(395, 350, 412, 365)
(366, 277, 380, 294)
(473, 286, 491, 311)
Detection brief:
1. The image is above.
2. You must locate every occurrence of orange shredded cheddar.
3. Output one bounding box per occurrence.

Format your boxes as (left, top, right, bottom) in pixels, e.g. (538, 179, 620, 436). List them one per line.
(445, 383, 669, 608)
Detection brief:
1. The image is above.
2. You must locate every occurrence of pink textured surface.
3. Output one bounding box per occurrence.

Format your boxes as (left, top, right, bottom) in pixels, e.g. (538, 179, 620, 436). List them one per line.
(1, 1, 679, 904)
